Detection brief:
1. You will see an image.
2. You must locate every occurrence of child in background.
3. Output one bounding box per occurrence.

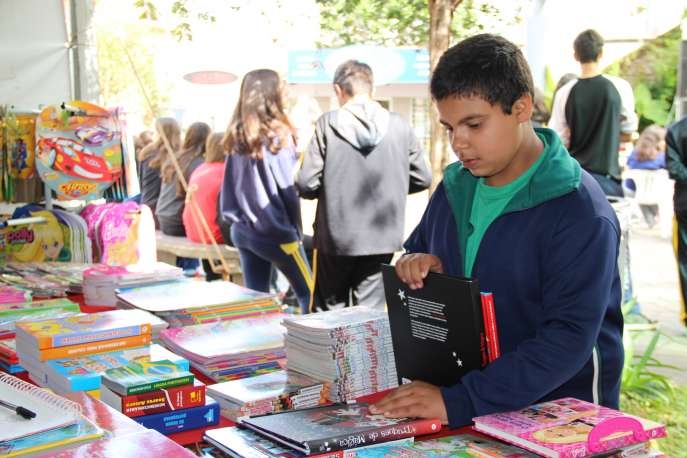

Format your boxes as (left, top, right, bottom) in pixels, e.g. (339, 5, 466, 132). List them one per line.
(220, 69, 314, 314)
(138, 118, 181, 223)
(624, 124, 667, 228)
(182, 132, 232, 281)
(370, 34, 623, 428)
(156, 121, 211, 274)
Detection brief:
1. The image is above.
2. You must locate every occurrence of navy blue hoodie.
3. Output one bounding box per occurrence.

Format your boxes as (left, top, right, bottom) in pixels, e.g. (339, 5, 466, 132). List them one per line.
(404, 128, 624, 427)
(220, 143, 302, 244)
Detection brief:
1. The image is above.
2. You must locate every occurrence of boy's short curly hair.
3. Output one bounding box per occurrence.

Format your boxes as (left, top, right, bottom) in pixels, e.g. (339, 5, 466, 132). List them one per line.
(574, 29, 604, 64)
(430, 33, 534, 115)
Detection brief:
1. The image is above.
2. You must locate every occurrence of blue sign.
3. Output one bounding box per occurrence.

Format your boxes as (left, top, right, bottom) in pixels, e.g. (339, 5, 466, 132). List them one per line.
(287, 45, 429, 85)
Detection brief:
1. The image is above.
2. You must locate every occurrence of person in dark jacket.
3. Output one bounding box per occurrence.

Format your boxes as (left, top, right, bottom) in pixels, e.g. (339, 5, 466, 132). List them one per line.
(666, 115, 687, 330)
(296, 60, 432, 311)
(370, 34, 624, 428)
(220, 69, 314, 314)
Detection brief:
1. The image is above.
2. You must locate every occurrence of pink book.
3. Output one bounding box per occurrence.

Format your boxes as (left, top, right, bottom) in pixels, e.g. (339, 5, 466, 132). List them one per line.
(472, 397, 666, 458)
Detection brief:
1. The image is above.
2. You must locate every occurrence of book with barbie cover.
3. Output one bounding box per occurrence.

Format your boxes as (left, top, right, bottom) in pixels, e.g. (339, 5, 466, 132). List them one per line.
(472, 397, 666, 458)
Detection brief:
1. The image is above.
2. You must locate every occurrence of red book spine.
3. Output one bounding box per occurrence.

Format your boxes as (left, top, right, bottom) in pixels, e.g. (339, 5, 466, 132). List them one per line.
(117, 381, 206, 417)
(480, 292, 500, 363)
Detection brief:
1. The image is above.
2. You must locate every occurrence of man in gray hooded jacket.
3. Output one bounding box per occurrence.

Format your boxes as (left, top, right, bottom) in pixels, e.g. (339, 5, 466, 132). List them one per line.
(296, 60, 432, 311)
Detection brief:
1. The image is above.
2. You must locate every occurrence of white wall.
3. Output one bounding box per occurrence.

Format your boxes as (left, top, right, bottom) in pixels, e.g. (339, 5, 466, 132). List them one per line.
(0, 0, 70, 111)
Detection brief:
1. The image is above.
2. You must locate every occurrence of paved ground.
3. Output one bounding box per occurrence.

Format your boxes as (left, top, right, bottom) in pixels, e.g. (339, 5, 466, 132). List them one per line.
(628, 218, 687, 385)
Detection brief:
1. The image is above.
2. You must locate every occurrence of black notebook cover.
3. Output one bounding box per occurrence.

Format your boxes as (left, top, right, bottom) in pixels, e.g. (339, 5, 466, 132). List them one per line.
(381, 264, 487, 387)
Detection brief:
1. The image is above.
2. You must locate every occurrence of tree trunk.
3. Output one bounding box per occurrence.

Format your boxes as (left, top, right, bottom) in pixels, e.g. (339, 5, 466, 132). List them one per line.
(428, 0, 461, 192)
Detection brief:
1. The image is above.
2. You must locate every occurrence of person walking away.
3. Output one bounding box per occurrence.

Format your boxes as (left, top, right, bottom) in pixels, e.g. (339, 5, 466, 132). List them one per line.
(296, 60, 432, 311)
(220, 69, 314, 314)
(549, 29, 638, 197)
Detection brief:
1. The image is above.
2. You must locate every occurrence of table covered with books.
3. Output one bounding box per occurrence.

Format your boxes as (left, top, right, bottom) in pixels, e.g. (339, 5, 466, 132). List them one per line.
(0, 261, 669, 457)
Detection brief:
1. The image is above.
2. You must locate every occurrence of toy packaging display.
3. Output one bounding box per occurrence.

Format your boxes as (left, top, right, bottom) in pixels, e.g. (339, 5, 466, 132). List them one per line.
(35, 101, 123, 200)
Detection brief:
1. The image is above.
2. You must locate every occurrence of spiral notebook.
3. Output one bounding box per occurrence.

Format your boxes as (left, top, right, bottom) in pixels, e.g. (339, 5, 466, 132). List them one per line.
(0, 373, 81, 443)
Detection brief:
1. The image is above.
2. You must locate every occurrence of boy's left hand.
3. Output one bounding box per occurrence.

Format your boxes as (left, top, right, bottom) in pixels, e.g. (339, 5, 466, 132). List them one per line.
(369, 381, 448, 425)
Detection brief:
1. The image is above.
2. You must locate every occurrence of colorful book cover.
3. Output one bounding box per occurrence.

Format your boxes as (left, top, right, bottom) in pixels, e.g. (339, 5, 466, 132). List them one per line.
(207, 369, 326, 406)
(204, 426, 414, 458)
(116, 279, 275, 312)
(44, 343, 189, 392)
(133, 396, 219, 435)
(30, 333, 152, 361)
(353, 432, 536, 457)
(160, 313, 286, 363)
(100, 379, 205, 417)
(15, 309, 153, 349)
(241, 402, 441, 455)
(472, 397, 667, 458)
(101, 359, 194, 395)
(0, 298, 79, 317)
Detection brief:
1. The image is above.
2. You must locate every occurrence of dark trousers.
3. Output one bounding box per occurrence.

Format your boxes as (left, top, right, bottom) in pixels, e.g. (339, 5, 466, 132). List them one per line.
(674, 189, 687, 326)
(231, 227, 314, 314)
(312, 252, 393, 311)
(589, 172, 624, 197)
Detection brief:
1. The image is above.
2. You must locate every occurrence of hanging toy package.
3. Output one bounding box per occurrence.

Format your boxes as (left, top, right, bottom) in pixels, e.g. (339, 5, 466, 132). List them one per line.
(35, 101, 123, 200)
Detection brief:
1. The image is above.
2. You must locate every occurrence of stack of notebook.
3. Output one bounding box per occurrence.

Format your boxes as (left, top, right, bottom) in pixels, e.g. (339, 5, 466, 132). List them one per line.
(159, 312, 287, 382)
(206, 369, 329, 421)
(0, 373, 104, 456)
(282, 306, 398, 401)
(115, 279, 281, 327)
(82, 262, 184, 306)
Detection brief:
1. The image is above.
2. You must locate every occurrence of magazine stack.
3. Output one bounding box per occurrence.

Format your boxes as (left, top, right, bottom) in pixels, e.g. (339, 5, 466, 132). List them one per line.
(158, 312, 287, 382)
(282, 306, 398, 402)
(206, 369, 330, 421)
(115, 279, 281, 327)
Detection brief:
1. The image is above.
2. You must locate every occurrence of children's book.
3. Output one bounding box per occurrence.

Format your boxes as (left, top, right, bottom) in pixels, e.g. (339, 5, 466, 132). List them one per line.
(204, 426, 414, 458)
(351, 432, 536, 457)
(472, 397, 667, 458)
(381, 264, 489, 387)
(115, 279, 276, 312)
(101, 359, 194, 395)
(44, 343, 188, 392)
(15, 308, 153, 349)
(207, 369, 326, 406)
(100, 379, 205, 417)
(19, 332, 153, 361)
(133, 396, 219, 435)
(240, 402, 441, 456)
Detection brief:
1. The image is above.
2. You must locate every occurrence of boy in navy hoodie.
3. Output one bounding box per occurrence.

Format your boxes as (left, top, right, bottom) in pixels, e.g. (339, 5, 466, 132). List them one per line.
(370, 34, 624, 427)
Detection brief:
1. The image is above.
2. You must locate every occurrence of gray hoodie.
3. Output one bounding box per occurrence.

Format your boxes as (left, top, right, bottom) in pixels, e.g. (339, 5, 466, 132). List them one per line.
(297, 101, 431, 256)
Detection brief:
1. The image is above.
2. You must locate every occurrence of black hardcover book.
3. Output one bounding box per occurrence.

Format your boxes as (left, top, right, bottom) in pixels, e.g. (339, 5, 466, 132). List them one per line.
(240, 402, 441, 456)
(381, 264, 487, 387)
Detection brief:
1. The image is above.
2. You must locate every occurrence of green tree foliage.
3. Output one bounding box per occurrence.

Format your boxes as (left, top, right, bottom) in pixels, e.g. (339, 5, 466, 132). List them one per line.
(316, 0, 515, 48)
(134, 0, 218, 41)
(605, 26, 679, 131)
(95, 21, 170, 127)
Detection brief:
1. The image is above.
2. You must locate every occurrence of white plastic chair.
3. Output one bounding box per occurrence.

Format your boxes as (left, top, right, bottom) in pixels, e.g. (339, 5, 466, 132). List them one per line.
(622, 169, 674, 238)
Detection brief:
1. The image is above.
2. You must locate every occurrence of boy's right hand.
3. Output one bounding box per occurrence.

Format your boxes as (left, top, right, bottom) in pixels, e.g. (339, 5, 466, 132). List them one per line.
(395, 253, 443, 289)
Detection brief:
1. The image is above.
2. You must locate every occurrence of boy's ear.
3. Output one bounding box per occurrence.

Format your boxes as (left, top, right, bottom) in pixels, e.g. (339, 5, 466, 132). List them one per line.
(513, 94, 533, 122)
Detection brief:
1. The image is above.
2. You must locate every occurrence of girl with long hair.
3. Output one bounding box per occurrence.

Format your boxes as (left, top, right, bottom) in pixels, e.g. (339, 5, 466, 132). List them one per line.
(138, 117, 181, 219)
(220, 69, 314, 313)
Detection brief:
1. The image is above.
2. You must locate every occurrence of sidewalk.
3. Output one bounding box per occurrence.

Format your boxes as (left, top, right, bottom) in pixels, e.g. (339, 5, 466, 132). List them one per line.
(628, 220, 687, 385)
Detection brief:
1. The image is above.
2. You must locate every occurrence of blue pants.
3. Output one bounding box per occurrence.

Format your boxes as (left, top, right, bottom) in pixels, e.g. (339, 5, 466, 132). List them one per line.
(231, 227, 314, 314)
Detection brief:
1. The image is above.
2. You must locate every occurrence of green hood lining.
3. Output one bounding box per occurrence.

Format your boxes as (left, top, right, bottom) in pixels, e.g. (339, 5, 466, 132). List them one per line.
(443, 128, 581, 270)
